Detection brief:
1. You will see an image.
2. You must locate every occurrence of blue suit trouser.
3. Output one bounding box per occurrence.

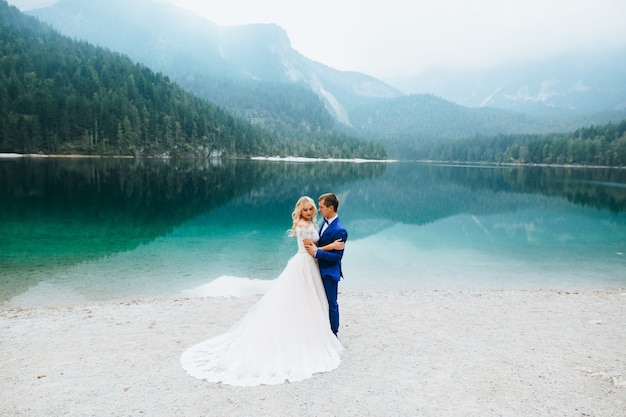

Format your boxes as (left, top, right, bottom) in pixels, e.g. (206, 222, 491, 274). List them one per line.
(322, 277, 339, 335)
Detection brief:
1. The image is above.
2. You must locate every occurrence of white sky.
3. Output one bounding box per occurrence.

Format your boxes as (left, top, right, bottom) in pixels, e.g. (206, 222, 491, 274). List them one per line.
(9, 0, 626, 82)
(165, 0, 626, 79)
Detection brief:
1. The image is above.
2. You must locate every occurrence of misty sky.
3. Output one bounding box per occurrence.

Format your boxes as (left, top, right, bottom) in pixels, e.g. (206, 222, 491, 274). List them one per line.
(8, 0, 626, 83)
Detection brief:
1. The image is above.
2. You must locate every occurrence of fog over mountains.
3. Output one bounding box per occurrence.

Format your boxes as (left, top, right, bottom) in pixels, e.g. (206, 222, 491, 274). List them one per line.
(396, 48, 626, 115)
(25, 0, 626, 151)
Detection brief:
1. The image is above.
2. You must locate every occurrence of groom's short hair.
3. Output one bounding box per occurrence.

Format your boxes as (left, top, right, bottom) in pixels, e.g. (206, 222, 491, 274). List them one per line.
(319, 193, 339, 212)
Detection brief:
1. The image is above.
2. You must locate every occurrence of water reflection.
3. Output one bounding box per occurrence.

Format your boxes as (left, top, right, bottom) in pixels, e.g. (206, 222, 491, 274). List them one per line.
(2, 158, 625, 303)
(1, 158, 387, 253)
(339, 163, 626, 233)
(439, 164, 626, 213)
(0, 157, 386, 300)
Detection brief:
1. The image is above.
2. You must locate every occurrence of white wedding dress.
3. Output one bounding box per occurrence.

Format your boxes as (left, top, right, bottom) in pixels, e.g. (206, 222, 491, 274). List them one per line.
(181, 224, 344, 386)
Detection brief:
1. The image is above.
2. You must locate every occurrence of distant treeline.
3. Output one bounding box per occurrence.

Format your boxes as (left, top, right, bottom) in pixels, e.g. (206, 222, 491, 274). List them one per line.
(420, 119, 626, 166)
(0, 2, 387, 159)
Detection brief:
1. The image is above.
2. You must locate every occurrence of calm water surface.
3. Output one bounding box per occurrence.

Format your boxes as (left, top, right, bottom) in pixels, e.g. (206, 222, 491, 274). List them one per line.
(1, 157, 625, 307)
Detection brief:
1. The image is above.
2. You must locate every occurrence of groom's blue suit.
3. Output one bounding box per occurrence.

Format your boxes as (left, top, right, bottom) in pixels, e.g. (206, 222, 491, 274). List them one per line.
(316, 217, 348, 335)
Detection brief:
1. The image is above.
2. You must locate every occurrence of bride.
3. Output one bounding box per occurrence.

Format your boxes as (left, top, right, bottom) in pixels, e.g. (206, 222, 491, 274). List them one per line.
(181, 196, 345, 386)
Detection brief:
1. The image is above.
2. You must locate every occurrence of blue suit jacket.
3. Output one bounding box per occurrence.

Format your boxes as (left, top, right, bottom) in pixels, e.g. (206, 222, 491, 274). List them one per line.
(316, 217, 348, 282)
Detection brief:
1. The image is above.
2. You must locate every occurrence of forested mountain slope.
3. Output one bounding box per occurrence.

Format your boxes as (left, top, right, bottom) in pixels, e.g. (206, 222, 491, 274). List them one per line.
(0, 1, 387, 159)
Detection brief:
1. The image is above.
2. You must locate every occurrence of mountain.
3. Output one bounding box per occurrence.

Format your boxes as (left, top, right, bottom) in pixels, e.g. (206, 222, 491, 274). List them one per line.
(345, 93, 625, 142)
(347, 94, 544, 140)
(24, 0, 626, 159)
(0, 0, 269, 157)
(0, 1, 387, 159)
(392, 48, 626, 115)
(27, 0, 402, 129)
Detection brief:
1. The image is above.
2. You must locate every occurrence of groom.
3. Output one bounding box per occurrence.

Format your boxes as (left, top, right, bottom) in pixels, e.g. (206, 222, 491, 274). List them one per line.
(306, 193, 347, 336)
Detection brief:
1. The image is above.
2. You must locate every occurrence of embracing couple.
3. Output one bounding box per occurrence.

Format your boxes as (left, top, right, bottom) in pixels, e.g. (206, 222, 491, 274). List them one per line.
(181, 193, 348, 386)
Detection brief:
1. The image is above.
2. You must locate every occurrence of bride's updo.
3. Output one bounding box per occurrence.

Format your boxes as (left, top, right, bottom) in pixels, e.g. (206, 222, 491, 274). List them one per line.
(290, 196, 318, 236)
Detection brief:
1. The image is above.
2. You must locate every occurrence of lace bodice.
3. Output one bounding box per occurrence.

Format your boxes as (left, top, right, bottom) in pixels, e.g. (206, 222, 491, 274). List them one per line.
(296, 224, 319, 253)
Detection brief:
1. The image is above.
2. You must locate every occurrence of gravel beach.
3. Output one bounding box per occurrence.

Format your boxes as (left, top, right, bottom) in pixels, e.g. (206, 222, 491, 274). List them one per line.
(1, 290, 625, 416)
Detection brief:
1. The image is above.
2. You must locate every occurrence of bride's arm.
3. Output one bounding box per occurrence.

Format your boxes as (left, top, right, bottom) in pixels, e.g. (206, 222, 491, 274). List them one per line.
(305, 239, 343, 257)
(318, 238, 345, 251)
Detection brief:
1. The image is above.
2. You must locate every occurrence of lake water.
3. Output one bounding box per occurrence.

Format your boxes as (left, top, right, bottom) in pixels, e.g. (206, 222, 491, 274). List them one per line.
(1, 157, 625, 307)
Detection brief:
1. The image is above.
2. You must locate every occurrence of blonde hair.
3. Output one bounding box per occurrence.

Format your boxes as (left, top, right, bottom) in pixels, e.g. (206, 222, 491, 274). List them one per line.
(289, 196, 317, 236)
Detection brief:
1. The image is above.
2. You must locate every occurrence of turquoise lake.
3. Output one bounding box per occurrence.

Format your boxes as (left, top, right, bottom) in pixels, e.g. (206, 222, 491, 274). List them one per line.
(1, 157, 625, 307)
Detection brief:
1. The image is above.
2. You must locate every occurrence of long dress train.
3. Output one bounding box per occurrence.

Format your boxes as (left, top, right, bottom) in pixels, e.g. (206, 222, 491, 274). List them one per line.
(180, 224, 343, 386)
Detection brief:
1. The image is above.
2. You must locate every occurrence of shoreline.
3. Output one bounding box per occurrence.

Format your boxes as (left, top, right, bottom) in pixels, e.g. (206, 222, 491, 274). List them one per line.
(2, 289, 625, 416)
(1, 152, 624, 169)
